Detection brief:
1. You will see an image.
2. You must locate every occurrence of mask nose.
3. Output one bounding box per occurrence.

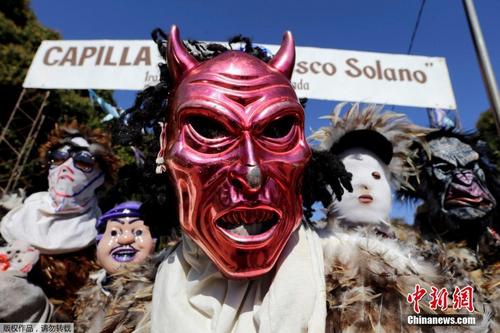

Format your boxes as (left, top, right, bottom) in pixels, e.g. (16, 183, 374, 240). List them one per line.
(454, 170, 474, 186)
(358, 185, 371, 196)
(229, 164, 263, 194)
(356, 182, 370, 192)
(228, 133, 264, 194)
(246, 164, 262, 189)
(118, 230, 135, 245)
(56, 159, 75, 175)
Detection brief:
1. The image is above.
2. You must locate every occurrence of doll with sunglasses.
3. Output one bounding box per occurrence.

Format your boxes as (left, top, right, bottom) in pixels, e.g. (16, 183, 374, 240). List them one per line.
(0, 120, 119, 321)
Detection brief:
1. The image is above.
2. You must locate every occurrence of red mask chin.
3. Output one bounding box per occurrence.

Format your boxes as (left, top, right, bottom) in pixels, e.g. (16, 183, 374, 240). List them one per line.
(164, 25, 310, 279)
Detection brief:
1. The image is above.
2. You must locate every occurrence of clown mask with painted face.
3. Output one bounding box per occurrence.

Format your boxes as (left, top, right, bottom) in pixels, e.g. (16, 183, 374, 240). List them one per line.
(162, 26, 310, 279)
(96, 202, 155, 274)
(47, 137, 105, 213)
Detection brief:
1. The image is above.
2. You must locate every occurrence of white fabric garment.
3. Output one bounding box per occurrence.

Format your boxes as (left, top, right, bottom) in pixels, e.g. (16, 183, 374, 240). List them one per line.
(0, 191, 99, 254)
(151, 224, 326, 333)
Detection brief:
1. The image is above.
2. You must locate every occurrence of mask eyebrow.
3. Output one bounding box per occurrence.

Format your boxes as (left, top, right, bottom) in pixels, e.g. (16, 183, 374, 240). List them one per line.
(108, 217, 142, 225)
(431, 156, 455, 165)
(190, 79, 268, 92)
(224, 94, 262, 108)
(457, 151, 479, 166)
(464, 160, 479, 168)
(431, 153, 457, 167)
(178, 101, 243, 132)
(252, 99, 303, 125)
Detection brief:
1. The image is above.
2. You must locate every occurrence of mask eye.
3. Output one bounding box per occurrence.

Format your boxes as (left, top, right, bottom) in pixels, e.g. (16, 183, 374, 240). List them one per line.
(187, 115, 229, 139)
(372, 171, 381, 180)
(134, 229, 143, 237)
(465, 161, 479, 170)
(48, 150, 69, 166)
(110, 230, 118, 237)
(73, 151, 95, 172)
(262, 115, 296, 139)
(434, 162, 454, 174)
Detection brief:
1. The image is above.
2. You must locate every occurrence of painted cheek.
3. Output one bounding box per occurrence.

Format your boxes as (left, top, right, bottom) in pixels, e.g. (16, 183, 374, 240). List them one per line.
(134, 236, 145, 245)
(135, 236, 153, 251)
(106, 237, 118, 249)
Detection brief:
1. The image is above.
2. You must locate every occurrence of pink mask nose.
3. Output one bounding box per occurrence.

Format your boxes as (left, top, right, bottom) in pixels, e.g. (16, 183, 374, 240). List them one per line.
(228, 133, 264, 194)
(229, 164, 263, 194)
(454, 171, 474, 186)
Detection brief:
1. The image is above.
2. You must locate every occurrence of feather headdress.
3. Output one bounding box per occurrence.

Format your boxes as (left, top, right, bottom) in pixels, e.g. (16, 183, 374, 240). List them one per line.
(309, 103, 430, 192)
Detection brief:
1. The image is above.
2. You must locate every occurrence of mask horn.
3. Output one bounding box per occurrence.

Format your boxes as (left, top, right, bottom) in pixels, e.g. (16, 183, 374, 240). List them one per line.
(167, 25, 199, 82)
(268, 31, 295, 79)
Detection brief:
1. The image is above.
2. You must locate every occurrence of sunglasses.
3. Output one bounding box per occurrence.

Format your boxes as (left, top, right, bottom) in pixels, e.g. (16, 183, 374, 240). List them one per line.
(48, 148, 96, 173)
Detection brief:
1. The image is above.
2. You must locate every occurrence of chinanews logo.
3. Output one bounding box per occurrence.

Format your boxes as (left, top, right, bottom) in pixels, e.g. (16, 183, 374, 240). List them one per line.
(406, 284, 479, 326)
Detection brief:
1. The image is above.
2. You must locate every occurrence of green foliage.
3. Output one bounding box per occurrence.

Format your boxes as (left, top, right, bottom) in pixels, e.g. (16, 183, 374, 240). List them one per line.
(476, 110, 500, 168)
(0, 11, 23, 44)
(0, 43, 33, 85)
(114, 145, 135, 166)
(0, 0, 34, 27)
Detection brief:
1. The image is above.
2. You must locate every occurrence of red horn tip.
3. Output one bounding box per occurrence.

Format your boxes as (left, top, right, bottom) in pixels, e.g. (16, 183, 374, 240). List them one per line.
(166, 25, 199, 82)
(269, 31, 296, 79)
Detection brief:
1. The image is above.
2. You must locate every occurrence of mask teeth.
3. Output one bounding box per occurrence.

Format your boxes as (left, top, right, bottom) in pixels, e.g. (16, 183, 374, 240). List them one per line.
(217, 210, 278, 235)
(222, 210, 274, 226)
(226, 218, 276, 236)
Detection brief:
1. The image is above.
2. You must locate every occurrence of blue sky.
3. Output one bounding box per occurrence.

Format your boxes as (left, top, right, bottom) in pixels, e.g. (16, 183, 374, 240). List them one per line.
(31, 0, 500, 222)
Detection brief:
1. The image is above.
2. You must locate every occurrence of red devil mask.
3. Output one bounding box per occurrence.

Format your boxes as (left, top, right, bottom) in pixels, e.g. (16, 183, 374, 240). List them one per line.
(163, 25, 310, 279)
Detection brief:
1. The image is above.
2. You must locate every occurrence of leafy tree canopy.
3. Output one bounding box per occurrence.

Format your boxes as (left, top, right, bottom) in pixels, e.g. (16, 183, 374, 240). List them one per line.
(0, 0, 117, 197)
(476, 109, 500, 169)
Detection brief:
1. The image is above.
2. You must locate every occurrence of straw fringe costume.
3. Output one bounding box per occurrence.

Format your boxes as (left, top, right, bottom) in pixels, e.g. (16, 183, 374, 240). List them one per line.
(74, 251, 169, 333)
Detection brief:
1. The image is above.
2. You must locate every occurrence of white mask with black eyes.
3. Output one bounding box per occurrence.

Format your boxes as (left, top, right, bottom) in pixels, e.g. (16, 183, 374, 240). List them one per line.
(332, 148, 392, 224)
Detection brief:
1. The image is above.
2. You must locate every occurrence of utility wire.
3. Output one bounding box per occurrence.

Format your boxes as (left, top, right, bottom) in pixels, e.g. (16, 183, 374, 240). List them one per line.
(392, 0, 427, 111)
(407, 0, 427, 54)
(404, 1, 458, 130)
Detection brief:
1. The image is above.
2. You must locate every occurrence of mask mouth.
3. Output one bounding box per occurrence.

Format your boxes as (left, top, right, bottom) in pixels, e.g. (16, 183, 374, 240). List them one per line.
(111, 245, 138, 263)
(358, 194, 373, 204)
(444, 183, 494, 211)
(215, 207, 280, 243)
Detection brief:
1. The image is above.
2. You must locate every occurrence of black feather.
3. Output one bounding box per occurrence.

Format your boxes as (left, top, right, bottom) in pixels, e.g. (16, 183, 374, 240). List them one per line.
(302, 150, 353, 221)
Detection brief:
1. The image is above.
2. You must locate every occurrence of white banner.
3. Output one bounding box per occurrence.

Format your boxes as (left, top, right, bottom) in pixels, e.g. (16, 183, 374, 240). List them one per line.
(23, 40, 456, 109)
